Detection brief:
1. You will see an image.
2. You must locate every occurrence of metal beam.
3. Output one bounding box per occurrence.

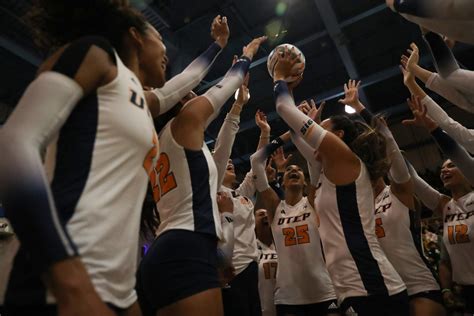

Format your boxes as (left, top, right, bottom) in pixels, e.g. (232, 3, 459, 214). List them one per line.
(0, 36, 41, 67)
(198, 4, 387, 92)
(313, 0, 369, 105)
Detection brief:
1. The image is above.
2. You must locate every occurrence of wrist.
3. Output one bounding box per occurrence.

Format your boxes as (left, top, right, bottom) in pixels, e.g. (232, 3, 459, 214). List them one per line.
(215, 39, 228, 49)
(441, 288, 452, 294)
(353, 100, 365, 112)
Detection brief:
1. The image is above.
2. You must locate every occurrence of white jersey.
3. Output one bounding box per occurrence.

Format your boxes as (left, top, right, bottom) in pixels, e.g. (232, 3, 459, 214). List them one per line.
(220, 172, 258, 275)
(257, 240, 277, 316)
(442, 191, 474, 285)
(156, 121, 222, 240)
(4, 52, 158, 308)
(271, 196, 336, 305)
(375, 186, 439, 295)
(315, 162, 405, 302)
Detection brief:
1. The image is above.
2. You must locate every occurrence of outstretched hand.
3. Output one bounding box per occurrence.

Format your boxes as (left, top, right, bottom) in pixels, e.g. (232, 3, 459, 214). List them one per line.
(271, 147, 292, 173)
(402, 95, 438, 131)
(400, 43, 419, 86)
(211, 15, 229, 48)
(298, 99, 325, 124)
(338, 79, 364, 112)
(255, 110, 271, 134)
(242, 36, 267, 61)
(273, 46, 304, 82)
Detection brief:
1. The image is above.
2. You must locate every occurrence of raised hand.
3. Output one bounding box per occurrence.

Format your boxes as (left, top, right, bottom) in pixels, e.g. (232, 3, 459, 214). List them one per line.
(402, 95, 438, 131)
(255, 110, 271, 134)
(211, 15, 229, 48)
(400, 43, 420, 72)
(265, 158, 276, 182)
(271, 147, 292, 173)
(236, 84, 250, 106)
(308, 100, 326, 124)
(273, 47, 304, 82)
(242, 36, 267, 61)
(338, 79, 364, 112)
(217, 191, 234, 213)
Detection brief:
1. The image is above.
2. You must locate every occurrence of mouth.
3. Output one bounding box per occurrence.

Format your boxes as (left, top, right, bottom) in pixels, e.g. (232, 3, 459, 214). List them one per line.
(288, 173, 300, 180)
(441, 173, 453, 182)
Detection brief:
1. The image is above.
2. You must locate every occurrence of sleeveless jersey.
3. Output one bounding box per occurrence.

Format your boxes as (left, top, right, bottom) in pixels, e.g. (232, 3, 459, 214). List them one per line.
(155, 121, 222, 240)
(221, 175, 259, 275)
(442, 191, 474, 285)
(5, 51, 158, 308)
(271, 196, 337, 305)
(375, 186, 439, 295)
(257, 240, 277, 316)
(315, 162, 405, 302)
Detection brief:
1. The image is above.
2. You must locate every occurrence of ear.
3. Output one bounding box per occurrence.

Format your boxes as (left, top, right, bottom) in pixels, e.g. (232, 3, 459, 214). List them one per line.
(334, 129, 345, 139)
(128, 27, 145, 49)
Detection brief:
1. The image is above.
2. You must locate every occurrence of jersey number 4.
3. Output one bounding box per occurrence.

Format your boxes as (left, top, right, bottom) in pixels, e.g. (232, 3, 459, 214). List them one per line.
(282, 224, 310, 246)
(447, 224, 470, 244)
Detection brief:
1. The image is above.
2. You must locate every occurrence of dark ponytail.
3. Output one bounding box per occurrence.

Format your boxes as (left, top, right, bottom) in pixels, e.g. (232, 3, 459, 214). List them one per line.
(330, 115, 390, 181)
(25, 0, 148, 52)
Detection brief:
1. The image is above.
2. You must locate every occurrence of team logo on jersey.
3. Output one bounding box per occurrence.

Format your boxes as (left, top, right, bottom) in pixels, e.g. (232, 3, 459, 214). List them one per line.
(444, 211, 474, 223)
(345, 306, 358, 316)
(375, 202, 392, 215)
(129, 89, 145, 109)
(280, 209, 286, 214)
(328, 302, 338, 310)
(277, 213, 310, 225)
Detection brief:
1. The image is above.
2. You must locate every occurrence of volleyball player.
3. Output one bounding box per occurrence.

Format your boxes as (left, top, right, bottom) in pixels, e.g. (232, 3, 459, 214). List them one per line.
(0, 1, 170, 314)
(401, 97, 474, 315)
(255, 209, 278, 316)
(251, 133, 339, 316)
(212, 85, 276, 316)
(269, 47, 408, 316)
(339, 80, 445, 315)
(136, 36, 266, 316)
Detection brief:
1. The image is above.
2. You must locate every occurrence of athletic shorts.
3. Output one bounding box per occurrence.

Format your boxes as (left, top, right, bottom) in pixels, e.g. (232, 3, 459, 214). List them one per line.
(409, 289, 443, 306)
(222, 261, 261, 316)
(136, 229, 220, 315)
(276, 299, 340, 316)
(340, 290, 409, 316)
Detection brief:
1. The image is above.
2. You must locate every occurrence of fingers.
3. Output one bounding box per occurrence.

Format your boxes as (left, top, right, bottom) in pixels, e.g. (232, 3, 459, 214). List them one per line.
(285, 153, 293, 162)
(410, 42, 418, 52)
(309, 99, 316, 108)
(402, 119, 417, 126)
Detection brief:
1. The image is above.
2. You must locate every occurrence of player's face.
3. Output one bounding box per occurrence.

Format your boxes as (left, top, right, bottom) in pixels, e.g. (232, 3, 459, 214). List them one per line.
(440, 159, 467, 189)
(224, 159, 236, 183)
(141, 25, 168, 88)
(255, 209, 269, 228)
(283, 165, 305, 188)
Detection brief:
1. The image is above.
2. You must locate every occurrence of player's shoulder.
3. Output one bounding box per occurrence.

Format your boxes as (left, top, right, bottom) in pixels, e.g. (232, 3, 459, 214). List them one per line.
(38, 36, 116, 77)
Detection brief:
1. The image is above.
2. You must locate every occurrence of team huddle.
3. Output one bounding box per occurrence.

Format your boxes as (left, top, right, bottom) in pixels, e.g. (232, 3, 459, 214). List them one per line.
(0, 1, 473, 316)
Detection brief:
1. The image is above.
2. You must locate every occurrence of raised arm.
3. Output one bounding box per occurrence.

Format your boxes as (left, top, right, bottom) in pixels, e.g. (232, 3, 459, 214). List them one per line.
(213, 83, 249, 187)
(0, 38, 117, 314)
(171, 36, 266, 151)
(255, 110, 271, 150)
(250, 135, 290, 223)
(403, 96, 474, 186)
(146, 15, 229, 117)
(387, 0, 474, 20)
(273, 49, 360, 185)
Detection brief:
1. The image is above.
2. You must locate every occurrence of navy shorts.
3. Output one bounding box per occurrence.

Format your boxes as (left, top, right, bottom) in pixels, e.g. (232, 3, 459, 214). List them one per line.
(136, 229, 220, 315)
(276, 299, 340, 316)
(340, 290, 409, 316)
(409, 289, 443, 306)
